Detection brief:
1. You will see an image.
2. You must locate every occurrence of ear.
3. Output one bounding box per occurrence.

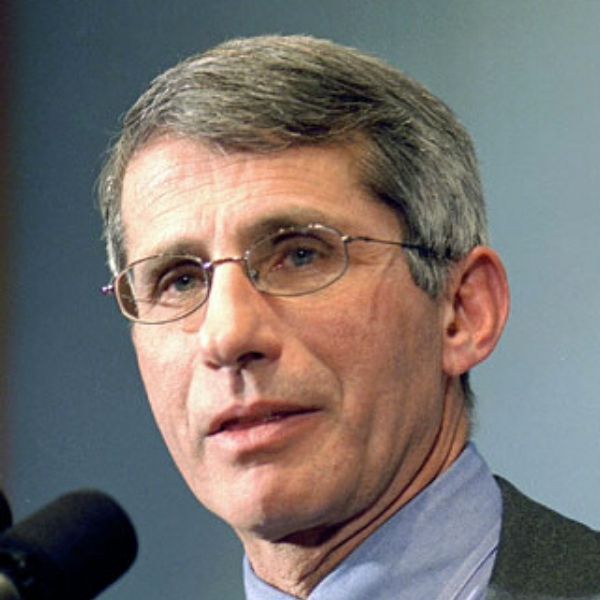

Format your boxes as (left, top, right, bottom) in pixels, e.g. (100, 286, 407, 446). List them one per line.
(441, 246, 509, 377)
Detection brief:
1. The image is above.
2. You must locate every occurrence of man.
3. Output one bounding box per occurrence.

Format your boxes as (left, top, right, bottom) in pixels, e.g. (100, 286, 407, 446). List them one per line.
(99, 35, 600, 599)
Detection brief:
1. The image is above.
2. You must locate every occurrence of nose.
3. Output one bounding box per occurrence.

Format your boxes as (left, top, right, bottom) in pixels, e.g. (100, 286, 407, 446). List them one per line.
(194, 260, 282, 370)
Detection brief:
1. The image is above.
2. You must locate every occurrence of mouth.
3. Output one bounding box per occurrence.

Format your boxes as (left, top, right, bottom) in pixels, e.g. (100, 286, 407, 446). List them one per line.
(208, 404, 319, 436)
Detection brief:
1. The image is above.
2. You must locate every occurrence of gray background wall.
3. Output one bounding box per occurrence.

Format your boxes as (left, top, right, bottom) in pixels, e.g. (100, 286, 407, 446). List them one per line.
(3, 1, 599, 598)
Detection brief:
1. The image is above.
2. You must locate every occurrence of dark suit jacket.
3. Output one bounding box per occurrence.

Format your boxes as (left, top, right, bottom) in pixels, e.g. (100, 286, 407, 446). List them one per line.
(486, 477, 600, 599)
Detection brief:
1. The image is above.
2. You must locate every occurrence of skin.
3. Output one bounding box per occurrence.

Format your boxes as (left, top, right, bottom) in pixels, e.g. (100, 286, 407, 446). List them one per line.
(121, 136, 509, 597)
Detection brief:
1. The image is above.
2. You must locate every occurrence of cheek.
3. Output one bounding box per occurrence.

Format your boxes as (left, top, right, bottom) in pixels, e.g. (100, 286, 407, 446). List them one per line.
(293, 279, 444, 437)
(288, 280, 431, 387)
(133, 328, 196, 457)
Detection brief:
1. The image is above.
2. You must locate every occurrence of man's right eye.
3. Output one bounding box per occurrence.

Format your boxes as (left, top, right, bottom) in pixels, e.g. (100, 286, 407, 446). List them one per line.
(152, 262, 207, 302)
(162, 272, 199, 292)
(156, 265, 205, 295)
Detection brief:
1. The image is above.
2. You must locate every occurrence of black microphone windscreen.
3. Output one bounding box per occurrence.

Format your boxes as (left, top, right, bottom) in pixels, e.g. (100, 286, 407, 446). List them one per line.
(0, 490, 137, 599)
(0, 491, 12, 532)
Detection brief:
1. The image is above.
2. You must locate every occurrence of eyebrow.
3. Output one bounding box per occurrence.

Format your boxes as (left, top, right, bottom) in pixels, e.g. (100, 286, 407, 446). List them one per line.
(138, 207, 340, 260)
(240, 208, 336, 243)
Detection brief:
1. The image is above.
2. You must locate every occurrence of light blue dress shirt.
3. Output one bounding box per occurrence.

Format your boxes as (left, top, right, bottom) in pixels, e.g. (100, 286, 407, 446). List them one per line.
(244, 443, 501, 599)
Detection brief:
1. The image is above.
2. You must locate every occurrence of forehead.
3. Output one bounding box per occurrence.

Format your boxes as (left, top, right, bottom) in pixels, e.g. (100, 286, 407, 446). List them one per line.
(120, 137, 401, 260)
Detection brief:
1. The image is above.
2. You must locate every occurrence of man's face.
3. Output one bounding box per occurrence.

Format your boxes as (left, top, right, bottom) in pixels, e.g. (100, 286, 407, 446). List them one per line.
(122, 137, 450, 544)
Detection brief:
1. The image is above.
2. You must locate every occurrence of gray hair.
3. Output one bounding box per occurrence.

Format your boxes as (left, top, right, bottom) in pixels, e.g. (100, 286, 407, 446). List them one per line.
(98, 34, 489, 404)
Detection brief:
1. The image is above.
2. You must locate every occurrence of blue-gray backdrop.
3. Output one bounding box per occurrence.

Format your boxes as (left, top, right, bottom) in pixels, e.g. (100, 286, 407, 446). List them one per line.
(4, 1, 600, 598)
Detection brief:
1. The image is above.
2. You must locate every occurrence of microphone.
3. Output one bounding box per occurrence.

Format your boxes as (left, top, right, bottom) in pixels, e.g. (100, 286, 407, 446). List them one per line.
(0, 490, 138, 599)
(0, 492, 11, 532)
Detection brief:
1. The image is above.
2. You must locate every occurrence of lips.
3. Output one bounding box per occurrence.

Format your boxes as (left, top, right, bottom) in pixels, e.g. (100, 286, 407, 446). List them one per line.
(207, 403, 318, 436)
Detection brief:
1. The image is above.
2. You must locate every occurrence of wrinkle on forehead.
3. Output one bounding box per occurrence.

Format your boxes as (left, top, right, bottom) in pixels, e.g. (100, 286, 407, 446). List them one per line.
(123, 139, 250, 220)
(120, 136, 396, 262)
(123, 135, 366, 209)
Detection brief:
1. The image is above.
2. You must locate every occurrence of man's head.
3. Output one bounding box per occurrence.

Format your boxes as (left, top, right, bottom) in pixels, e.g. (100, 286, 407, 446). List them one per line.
(100, 35, 489, 404)
(99, 35, 508, 565)
(100, 35, 487, 289)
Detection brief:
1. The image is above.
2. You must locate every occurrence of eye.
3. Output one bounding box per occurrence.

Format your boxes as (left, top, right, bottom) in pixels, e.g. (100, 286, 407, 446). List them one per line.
(268, 234, 330, 273)
(131, 257, 207, 306)
(157, 262, 206, 296)
(281, 244, 319, 269)
(247, 226, 343, 292)
(165, 272, 195, 292)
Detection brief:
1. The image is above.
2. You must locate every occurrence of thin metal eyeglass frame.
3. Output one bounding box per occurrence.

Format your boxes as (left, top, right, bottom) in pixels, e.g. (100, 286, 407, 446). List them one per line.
(100, 223, 438, 325)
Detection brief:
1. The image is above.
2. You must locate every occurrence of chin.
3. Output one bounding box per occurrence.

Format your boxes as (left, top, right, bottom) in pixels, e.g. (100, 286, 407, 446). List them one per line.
(217, 482, 354, 545)
(192, 457, 363, 542)
(222, 494, 313, 541)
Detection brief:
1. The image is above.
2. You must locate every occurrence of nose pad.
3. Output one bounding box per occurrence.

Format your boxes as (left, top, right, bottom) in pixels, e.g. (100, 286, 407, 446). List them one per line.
(195, 259, 282, 370)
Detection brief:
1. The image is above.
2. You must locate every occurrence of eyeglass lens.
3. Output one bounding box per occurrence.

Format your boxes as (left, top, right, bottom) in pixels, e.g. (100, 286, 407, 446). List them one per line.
(116, 225, 349, 323)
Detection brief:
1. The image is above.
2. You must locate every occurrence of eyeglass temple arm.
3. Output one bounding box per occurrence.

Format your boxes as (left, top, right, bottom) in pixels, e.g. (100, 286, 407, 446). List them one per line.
(344, 235, 441, 259)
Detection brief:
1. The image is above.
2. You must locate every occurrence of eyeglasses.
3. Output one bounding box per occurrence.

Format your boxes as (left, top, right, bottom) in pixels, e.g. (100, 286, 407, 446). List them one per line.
(101, 223, 437, 325)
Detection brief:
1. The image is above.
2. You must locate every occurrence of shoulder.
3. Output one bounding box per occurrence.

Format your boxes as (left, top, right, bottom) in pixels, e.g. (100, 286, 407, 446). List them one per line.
(489, 476, 600, 598)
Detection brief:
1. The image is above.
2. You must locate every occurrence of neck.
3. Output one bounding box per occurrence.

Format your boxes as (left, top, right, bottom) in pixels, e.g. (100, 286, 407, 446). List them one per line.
(240, 386, 470, 598)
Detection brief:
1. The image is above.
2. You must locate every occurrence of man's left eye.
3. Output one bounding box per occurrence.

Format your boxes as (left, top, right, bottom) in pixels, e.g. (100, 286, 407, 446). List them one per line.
(285, 246, 318, 268)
